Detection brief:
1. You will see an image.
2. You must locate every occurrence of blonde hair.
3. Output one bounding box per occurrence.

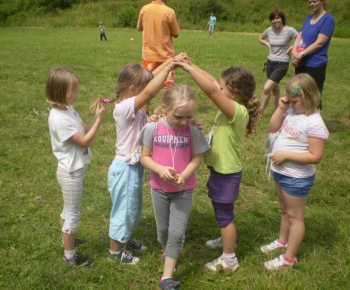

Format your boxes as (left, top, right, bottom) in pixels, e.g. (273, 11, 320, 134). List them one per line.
(286, 73, 321, 115)
(45, 68, 80, 106)
(221, 67, 260, 135)
(155, 84, 197, 115)
(115, 63, 153, 101)
(90, 63, 153, 110)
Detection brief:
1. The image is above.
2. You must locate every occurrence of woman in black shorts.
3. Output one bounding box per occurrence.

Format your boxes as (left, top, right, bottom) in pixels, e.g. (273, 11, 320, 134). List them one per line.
(259, 10, 298, 115)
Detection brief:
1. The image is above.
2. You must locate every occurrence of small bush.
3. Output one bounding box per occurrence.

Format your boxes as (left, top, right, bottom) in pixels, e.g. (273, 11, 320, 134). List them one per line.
(117, 6, 138, 28)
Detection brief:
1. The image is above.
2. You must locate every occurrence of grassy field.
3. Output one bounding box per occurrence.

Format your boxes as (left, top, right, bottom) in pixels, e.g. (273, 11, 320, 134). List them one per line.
(0, 27, 350, 290)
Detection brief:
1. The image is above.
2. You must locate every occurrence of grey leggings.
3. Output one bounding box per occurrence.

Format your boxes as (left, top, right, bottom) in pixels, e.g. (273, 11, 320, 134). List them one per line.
(151, 188, 193, 260)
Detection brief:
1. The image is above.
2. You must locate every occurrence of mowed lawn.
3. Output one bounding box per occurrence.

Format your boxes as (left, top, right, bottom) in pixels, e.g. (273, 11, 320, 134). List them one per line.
(0, 27, 350, 290)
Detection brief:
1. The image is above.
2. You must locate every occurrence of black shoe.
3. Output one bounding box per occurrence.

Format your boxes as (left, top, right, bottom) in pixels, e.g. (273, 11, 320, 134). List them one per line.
(127, 239, 147, 251)
(63, 252, 94, 267)
(158, 278, 180, 290)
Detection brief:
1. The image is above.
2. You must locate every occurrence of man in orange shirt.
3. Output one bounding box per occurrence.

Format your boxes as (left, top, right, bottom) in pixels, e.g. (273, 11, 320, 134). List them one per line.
(137, 0, 180, 115)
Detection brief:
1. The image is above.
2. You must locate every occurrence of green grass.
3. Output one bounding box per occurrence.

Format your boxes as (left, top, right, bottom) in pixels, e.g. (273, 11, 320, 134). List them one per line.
(0, 27, 350, 290)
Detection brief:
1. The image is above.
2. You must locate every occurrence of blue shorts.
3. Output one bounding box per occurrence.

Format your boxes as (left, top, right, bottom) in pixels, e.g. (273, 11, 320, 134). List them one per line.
(272, 171, 315, 197)
(108, 158, 144, 243)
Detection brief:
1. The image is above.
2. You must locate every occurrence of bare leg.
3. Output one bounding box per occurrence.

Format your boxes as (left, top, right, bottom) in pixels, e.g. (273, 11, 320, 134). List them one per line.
(163, 256, 177, 278)
(283, 191, 307, 259)
(272, 84, 281, 109)
(110, 238, 123, 252)
(275, 183, 290, 243)
(260, 79, 278, 115)
(221, 220, 237, 254)
(61, 219, 76, 251)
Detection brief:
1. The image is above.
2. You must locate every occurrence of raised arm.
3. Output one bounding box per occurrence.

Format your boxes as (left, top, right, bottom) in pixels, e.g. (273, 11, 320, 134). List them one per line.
(269, 97, 289, 133)
(179, 60, 236, 120)
(134, 59, 176, 112)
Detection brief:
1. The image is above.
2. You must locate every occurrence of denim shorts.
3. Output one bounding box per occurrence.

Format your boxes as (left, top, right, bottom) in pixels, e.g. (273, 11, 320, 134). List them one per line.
(272, 171, 315, 197)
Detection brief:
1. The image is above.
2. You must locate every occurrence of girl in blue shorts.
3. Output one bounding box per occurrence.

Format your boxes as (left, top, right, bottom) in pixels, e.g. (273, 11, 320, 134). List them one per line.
(105, 58, 179, 265)
(261, 73, 329, 270)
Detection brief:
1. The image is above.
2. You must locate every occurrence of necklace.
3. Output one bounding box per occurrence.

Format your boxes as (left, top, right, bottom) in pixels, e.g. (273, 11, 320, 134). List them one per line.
(165, 119, 181, 169)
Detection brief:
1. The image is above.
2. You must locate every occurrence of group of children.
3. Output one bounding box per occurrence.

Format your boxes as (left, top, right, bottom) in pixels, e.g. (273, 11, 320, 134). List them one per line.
(46, 51, 328, 289)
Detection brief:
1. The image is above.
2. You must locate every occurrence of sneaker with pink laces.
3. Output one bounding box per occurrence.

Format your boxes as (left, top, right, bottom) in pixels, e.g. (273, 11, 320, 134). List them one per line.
(260, 239, 287, 253)
(205, 255, 239, 272)
(264, 254, 297, 270)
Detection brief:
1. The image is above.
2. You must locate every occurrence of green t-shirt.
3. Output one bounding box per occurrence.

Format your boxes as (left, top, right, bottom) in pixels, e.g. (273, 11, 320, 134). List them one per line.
(204, 102, 248, 174)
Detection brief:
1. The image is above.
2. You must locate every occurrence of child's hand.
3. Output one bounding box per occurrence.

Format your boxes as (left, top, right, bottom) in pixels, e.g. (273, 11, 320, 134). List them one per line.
(147, 114, 160, 123)
(158, 166, 176, 182)
(173, 52, 188, 62)
(191, 118, 203, 129)
(95, 101, 107, 118)
(278, 97, 290, 111)
(270, 151, 286, 165)
(172, 174, 185, 190)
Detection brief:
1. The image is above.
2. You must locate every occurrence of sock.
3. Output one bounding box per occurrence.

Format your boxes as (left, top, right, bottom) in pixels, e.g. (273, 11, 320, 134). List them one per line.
(109, 250, 121, 255)
(64, 249, 76, 260)
(161, 277, 171, 281)
(283, 254, 296, 263)
(223, 252, 236, 263)
(277, 239, 288, 246)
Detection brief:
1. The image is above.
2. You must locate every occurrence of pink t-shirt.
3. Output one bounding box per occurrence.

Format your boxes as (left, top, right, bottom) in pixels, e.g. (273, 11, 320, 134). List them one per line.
(150, 122, 197, 192)
(113, 97, 147, 161)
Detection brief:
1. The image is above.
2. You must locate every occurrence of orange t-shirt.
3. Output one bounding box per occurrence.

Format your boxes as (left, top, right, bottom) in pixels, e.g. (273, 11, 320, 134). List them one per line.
(137, 1, 180, 62)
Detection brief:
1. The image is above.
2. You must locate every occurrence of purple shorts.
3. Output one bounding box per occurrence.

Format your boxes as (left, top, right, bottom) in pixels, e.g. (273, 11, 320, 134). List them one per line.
(207, 167, 242, 227)
(207, 167, 242, 203)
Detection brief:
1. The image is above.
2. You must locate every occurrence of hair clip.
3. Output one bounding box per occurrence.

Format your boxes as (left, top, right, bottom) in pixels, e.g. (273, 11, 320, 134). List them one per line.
(291, 85, 302, 97)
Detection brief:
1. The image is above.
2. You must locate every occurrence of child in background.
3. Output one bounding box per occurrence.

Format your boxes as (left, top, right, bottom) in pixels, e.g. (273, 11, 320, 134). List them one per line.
(107, 58, 180, 265)
(138, 84, 210, 290)
(261, 73, 328, 270)
(178, 56, 260, 272)
(208, 12, 217, 37)
(46, 68, 107, 267)
(98, 22, 107, 41)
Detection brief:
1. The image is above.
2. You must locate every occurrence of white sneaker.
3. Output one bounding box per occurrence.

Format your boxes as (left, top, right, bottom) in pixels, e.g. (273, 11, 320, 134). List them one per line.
(205, 255, 239, 272)
(264, 254, 297, 270)
(205, 237, 222, 249)
(260, 239, 287, 253)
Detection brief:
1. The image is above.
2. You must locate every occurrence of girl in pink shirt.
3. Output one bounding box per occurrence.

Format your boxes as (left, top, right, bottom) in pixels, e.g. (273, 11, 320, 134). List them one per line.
(139, 84, 210, 290)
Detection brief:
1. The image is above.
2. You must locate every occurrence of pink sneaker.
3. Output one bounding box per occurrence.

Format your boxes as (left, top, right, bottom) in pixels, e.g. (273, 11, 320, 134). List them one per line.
(260, 239, 287, 253)
(264, 254, 297, 270)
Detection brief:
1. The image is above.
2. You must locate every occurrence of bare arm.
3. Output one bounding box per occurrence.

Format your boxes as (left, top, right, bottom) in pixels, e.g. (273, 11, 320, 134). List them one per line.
(179, 60, 236, 120)
(137, 13, 143, 31)
(70, 102, 106, 148)
(170, 14, 180, 38)
(173, 153, 203, 190)
(258, 33, 271, 52)
(134, 58, 176, 113)
(293, 33, 330, 64)
(271, 137, 326, 165)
